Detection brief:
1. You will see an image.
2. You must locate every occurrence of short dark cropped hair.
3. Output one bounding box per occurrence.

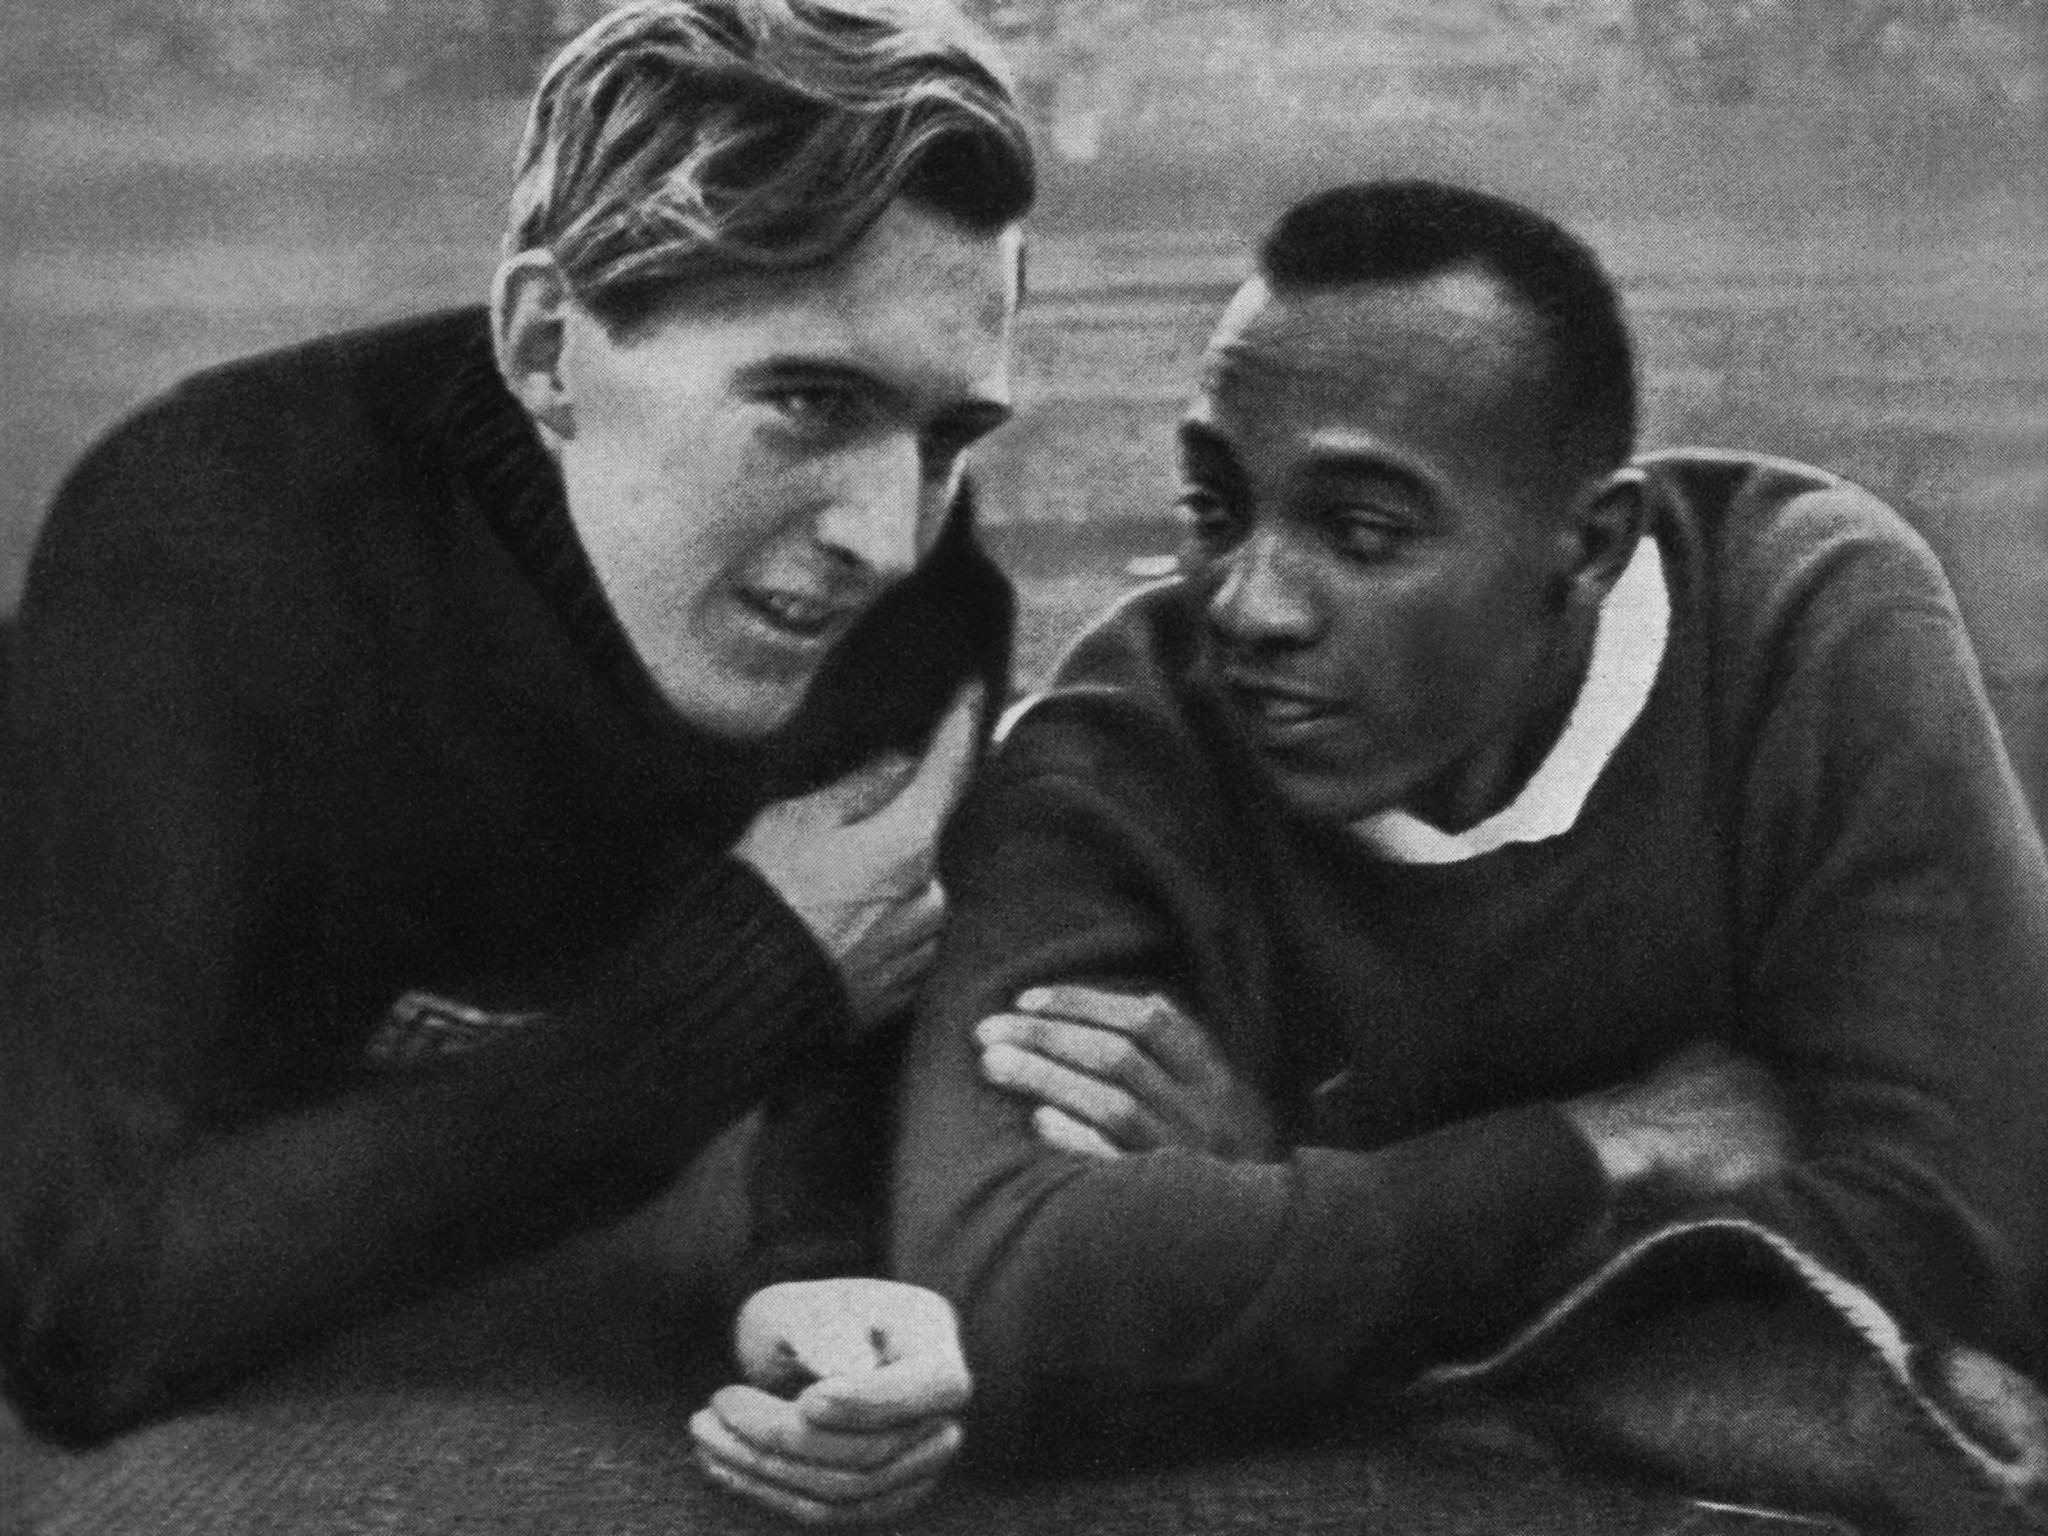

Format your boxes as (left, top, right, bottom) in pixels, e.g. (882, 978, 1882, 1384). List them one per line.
(508, 0, 1034, 331)
(1259, 180, 1637, 473)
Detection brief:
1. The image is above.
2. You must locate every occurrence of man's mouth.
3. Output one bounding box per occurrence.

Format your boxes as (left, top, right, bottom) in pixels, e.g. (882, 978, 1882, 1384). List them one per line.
(1219, 674, 1341, 737)
(734, 585, 862, 642)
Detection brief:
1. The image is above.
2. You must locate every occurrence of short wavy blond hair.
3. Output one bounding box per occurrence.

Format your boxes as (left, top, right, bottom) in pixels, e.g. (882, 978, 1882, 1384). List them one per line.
(506, 0, 1034, 328)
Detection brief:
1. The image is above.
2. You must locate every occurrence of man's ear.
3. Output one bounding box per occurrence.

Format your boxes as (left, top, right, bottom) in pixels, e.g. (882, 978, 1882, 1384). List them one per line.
(1560, 467, 1646, 612)
(491, 250, 577, 444)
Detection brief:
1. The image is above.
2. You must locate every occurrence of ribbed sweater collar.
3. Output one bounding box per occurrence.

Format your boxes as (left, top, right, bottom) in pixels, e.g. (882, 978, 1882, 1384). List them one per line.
(413, 312, 778, 817)
(429, 320, 647, 703)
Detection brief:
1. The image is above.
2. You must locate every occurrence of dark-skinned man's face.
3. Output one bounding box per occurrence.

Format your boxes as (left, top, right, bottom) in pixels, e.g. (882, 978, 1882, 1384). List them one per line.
(1177, 267, 1601, 829)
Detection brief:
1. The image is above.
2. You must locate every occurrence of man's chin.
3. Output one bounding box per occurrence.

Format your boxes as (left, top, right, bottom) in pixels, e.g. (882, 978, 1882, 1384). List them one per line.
(1254, 757, 1407, 829)
(658, 673, 810, 744)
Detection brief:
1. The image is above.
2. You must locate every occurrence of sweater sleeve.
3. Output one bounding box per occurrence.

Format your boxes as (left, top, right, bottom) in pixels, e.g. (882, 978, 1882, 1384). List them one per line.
(890, 700, 1607, 1440)
(0, 406, 850, 1446)
(1718, 484, 2048, 1365)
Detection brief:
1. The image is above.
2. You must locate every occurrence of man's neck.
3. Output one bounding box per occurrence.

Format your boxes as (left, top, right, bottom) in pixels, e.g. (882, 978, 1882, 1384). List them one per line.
(1352, 533, 1671, 862)
(1408, 613, 1602, 837)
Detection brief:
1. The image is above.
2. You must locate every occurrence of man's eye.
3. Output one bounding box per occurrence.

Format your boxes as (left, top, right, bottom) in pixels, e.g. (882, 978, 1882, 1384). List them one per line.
(1175, 490, 1244, 549)
(764, 387, 861, 434)
(1329, 508, 1410, 561)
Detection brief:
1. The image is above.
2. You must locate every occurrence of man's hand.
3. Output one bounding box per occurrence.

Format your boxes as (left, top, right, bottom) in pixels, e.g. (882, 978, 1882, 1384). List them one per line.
(1558, 1040, 1791, 1199)
(976, 986, 1275, 1161)
(691, 1279, 971, 1526)
(737, 684, 984, 1028)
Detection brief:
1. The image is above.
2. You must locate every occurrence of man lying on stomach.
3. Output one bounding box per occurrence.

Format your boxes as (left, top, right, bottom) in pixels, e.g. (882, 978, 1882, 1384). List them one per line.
(0, 1, 1031, 1522)
(893, 180, 2048, 1527)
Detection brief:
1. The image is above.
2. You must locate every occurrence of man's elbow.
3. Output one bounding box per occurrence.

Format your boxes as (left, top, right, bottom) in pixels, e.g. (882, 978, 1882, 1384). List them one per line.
(5, 1333, 168, 1448)
(1, 1240, 181, 1448)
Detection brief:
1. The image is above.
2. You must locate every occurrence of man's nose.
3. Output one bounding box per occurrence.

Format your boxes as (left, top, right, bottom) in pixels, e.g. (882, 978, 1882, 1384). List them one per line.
(1207, 529, 1320, 648)
(811, 436, 926, 582)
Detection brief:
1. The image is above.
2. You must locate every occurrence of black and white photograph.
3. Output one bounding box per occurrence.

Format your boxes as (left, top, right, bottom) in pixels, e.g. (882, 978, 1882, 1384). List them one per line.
(4, 3, 2047, 1532)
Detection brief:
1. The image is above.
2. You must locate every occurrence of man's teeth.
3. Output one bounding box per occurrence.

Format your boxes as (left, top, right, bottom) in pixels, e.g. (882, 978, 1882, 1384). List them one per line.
(753, 591, 834, 630)
(1249, 693, 1321, 723)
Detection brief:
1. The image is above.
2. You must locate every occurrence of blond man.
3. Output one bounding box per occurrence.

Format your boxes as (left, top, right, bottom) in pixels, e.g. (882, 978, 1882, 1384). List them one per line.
(0, 2, 1030, 1520)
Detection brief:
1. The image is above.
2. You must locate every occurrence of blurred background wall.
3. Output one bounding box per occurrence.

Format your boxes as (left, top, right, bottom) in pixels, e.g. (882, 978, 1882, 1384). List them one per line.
(4, 0, 2045, 799)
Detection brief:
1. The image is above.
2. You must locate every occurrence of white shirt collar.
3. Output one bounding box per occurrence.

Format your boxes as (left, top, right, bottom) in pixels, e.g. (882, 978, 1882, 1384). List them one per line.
(1350, 535, 1670, 864)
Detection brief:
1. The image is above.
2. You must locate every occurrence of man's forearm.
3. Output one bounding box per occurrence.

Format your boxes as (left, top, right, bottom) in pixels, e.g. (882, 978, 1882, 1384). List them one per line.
(2, 855, 844, 1444)
(896, 1092, 1606, 1435)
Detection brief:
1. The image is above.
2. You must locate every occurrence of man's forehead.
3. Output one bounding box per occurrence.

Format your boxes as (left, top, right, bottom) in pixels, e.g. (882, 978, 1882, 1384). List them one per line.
(671, 210, 1015, 327)
(876, 216, 1022, 319)
(1197, 269, 1545, 415)
(650, 208, 1018, 397)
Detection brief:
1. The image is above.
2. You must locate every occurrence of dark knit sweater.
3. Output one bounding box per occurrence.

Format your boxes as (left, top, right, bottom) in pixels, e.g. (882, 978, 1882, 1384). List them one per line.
(894, 450, 2048, 1440)
(0, 308, 1012, 1444)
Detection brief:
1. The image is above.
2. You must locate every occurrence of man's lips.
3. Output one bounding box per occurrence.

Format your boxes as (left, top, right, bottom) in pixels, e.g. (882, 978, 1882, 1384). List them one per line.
(733, 584, 866, 642)
(1217, 673, 1343, 736)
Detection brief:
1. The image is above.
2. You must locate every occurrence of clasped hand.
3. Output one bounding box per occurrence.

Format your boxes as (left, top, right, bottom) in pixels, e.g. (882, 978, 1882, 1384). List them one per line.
(1558, 1039, 1791, 1199)
(973, 989, 1787, 1200)
(738, 684, 984, 1029)
(976, 985, 1274, 1161)
(691, 1279, 971, 1526)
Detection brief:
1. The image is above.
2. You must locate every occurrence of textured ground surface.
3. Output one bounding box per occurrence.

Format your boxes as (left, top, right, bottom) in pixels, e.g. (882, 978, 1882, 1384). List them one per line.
(2, 1165, 1844, 1536)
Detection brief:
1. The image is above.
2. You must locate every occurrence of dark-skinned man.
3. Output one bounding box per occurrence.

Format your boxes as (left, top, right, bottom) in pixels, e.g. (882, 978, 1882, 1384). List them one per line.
(893, 180, 2048, 1531)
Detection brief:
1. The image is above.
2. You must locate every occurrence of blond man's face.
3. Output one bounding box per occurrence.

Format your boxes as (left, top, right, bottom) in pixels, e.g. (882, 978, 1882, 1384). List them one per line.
(547, 202, 1019, 740)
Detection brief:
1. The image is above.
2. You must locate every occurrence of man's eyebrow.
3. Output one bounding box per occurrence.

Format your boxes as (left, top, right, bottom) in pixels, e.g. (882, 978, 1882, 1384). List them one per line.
(931, 398, 1013, 435)
(1296, 448, 1433, 500)
(731, 357, 889, 396)
(732, 358, 1012, 427)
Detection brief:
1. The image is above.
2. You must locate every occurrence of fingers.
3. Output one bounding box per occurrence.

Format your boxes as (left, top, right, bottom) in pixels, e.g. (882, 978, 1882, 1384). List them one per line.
(838, 879, 945, 1027)
(737, 680, 983, 971)
(692, 1390, 958, 1525)
(736, 1284, 881, 1389)
(1014, 984, 1157, 1031)
(1560, 1043, 1790, 1196)
(797, 1335, 972, 1432)
(696, 1449, 942, 1528)
(735, 1282, 969, 1427)
(709, 1284, 970, 1522)
(844, 881, 944, 978)
(978, 1038, 1171, 1151)
(984, 989, 1276, 1160)
(978, 1012, 1182, 1127)
(890, 879, 948, 949)
(847, 933, 940, 1028)
(862, 680, 987, 841)
(1033, 1103, 1123, 1159)
(1015, 986, 1224, 1088)
(704, 1384, 949, 1472)
(735, 752, 916, 860)
(820, 750, 920, 826)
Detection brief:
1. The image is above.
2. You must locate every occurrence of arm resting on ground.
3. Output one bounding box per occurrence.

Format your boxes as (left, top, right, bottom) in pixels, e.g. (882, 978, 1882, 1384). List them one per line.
(890, 753, 1607, 1437)
(0, 848, 846, 1445)
(0, 421, 852, 1443)
(1714, 498, 2048, 1364)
